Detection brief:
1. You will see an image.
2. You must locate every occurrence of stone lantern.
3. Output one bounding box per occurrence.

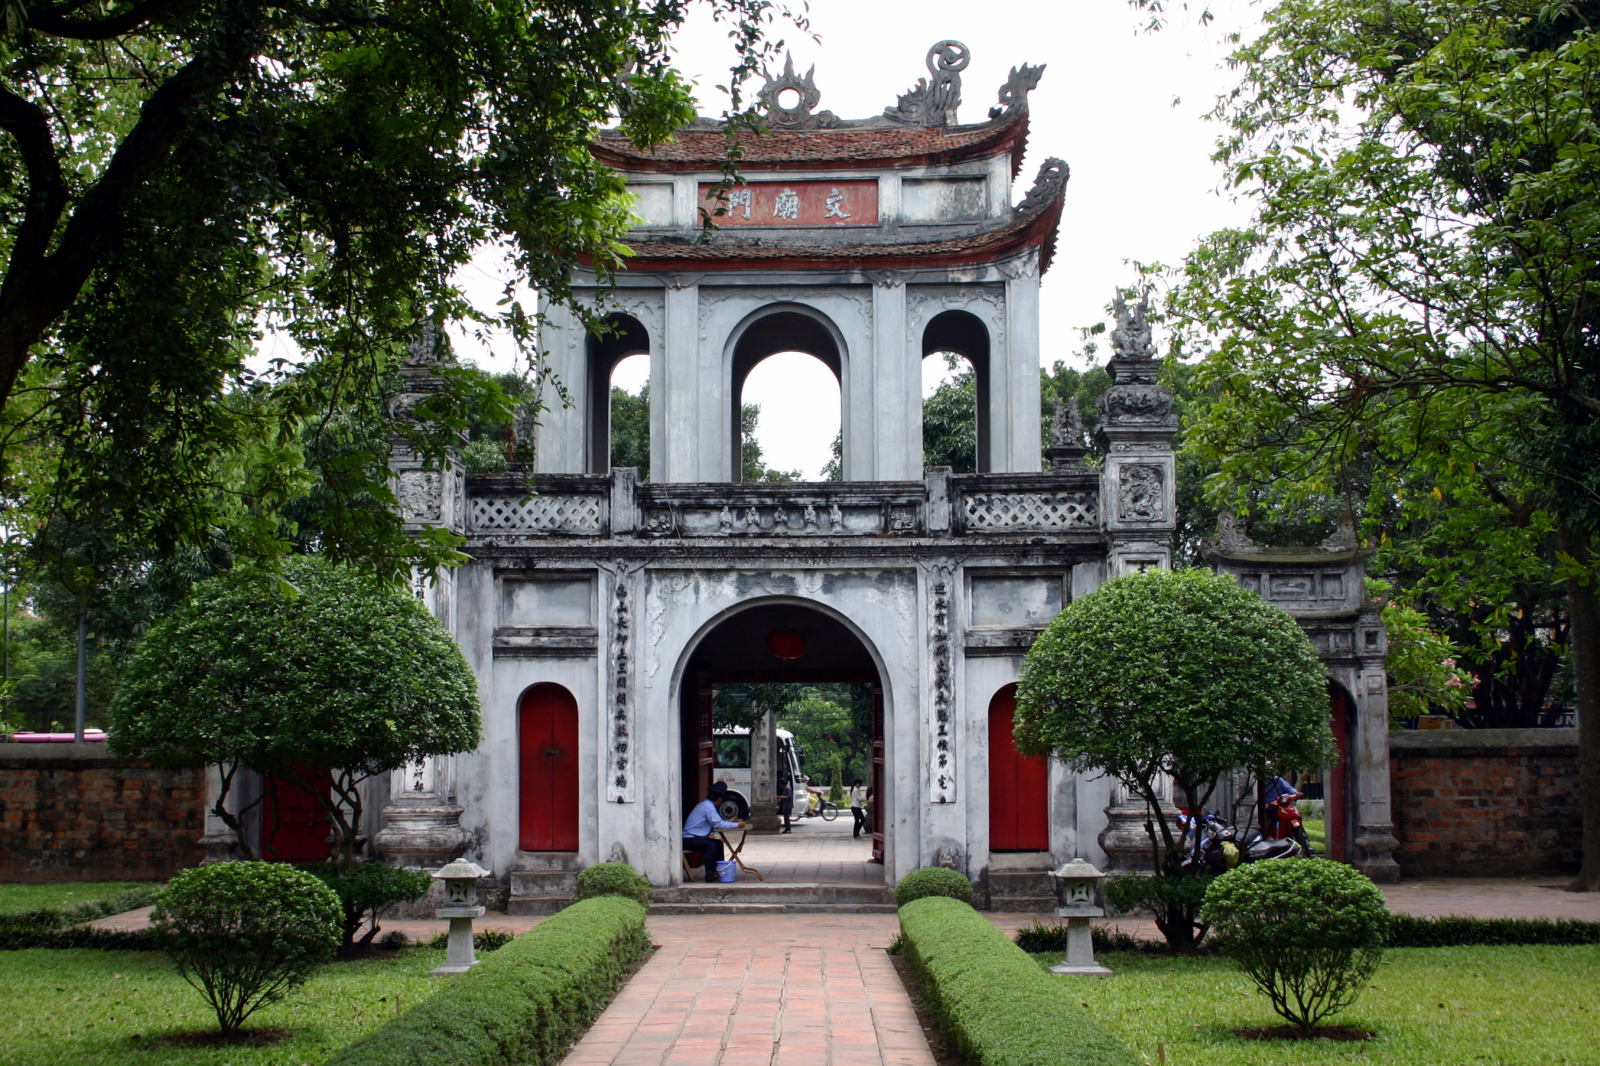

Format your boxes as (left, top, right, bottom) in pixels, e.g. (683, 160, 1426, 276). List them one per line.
(1047, 858, 1112, 976)
(431, 858, 490, 975)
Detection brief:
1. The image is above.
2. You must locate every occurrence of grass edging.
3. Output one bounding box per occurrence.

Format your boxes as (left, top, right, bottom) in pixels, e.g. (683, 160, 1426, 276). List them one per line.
(0, 884, 163, 950)
(329, 896, 649, 1066)
(899, 896, 1138, 1066)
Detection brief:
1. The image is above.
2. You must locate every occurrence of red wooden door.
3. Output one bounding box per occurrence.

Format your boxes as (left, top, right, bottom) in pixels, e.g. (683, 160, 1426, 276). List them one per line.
(989, 685, 1049, 851)
(1327, 684, 1352, 862)
(519, 684, 580, 851)
(260, 764, 332, 862)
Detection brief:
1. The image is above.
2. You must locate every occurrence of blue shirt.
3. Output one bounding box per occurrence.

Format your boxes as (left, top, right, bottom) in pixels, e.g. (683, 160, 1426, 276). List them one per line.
(683, 798, 740, 838)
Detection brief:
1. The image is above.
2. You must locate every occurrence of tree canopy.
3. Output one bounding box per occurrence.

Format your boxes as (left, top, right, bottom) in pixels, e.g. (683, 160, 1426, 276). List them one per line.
(1168, 0, 1600, 889)
(1, 0, 791, 582)
(1015, 567, 1333, 868)
(107, 554, 480, 865)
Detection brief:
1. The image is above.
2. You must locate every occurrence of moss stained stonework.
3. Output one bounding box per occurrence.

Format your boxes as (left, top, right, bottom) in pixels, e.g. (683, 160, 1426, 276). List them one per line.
(0, 743, 204, 881)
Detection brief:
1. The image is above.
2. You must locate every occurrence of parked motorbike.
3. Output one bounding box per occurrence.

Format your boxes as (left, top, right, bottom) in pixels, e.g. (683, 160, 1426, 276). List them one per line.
(1263, 787, 1314, 856)
(1178, 808, 1305, 875)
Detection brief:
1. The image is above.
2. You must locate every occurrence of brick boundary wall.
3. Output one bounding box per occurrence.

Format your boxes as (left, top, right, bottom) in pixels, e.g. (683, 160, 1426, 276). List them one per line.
(0, 743, 205, 882)
(1389, 728, 1580, 877)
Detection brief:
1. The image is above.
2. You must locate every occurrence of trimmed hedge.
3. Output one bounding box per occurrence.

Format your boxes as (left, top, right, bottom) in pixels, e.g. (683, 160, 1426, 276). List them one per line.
(894, 866, 974, 906)
(574, 861, 652, 908)
(330, 895, 649, 1066)
(1014, 914, 1600, 953)
(899, 896, 1137, 1066)
(0, 885, 164, 951)
(1384, 914, 1600, 947)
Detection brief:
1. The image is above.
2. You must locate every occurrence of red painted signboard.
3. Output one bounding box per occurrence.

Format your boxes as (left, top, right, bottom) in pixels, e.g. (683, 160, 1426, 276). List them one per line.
(700, 180, 878, 227)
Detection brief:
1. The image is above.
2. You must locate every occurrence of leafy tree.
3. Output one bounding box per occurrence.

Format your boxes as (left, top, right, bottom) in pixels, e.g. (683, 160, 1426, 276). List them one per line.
(922, 358, 978, 472)
(1168, 0, 1600, 889)
(108, 554, 480, 867)
(1015, 568, 1332, 946)
(610, 384, 652, 474)
(1, 0, 793, 581)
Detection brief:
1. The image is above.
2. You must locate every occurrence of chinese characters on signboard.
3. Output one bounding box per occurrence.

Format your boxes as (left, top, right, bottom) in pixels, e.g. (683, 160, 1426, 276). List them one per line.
(699, 181, 878, 227)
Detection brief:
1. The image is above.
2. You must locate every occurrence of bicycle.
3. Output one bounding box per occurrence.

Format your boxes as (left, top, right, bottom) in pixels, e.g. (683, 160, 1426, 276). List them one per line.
(802, 792, 840, 821)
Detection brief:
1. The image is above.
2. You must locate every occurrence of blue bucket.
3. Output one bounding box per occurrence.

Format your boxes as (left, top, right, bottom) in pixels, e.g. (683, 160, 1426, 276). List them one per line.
(716, 860, 737, 883)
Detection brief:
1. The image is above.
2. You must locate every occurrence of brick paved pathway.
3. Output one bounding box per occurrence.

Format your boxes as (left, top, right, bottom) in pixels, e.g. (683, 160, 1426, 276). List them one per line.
(563, 914, 927, 1066)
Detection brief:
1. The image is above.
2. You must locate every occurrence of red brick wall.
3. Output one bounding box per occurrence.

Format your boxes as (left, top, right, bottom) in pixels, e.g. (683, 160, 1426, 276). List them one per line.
(1389, 729, 1580, 877)
(0, 744, 205, 882)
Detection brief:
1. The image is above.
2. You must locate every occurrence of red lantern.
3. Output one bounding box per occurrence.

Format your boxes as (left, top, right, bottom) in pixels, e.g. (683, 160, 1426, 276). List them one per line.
(767, 628, 806, 661)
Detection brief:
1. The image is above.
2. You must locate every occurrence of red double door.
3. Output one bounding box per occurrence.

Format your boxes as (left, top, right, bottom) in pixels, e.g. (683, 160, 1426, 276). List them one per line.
(988, 685, 1049, 851)
(519, 684, 580, 851)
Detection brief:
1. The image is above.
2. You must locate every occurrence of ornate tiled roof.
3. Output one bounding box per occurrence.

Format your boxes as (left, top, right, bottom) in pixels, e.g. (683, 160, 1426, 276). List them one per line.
(607, 158, 1069, 276)
(593, 112, 1030, 178)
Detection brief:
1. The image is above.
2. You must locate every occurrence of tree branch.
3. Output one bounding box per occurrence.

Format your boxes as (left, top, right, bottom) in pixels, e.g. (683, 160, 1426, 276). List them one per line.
(25, 0, 191, 40)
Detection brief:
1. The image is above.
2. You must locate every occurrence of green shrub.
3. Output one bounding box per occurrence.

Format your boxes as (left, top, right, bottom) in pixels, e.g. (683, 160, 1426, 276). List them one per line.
(1201, 858, 1389, 1033)
(1012, 920, 1145, 956)
(332, 896, 648, 1066)
(152, 861, 342, 1033)
(574, 861, 652, 908)
(894, 866, 973, 906)
(425, 928, 514, 953)
(1104, 872, 1213, 948)
(303, 862, 433, 948)
(1384, 914, 1600, 947)
(899, 896, 1138, 1066)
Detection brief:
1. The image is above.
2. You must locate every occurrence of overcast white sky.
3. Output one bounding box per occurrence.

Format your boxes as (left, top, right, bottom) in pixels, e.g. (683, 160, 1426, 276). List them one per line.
(455, 1, 1260, 478)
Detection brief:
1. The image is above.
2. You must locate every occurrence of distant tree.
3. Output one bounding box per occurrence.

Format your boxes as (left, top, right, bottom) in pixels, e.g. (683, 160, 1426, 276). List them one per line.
(109, 555, 480, 867)
(610, 384, 652, 474)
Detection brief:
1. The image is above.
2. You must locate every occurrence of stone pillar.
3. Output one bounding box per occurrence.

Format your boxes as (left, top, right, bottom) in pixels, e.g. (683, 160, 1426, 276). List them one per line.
(1353, 657, 1401, 882)
(1095, 293, 1177, 576)
(748, 709, 780, 831)
(198, 765, 241, 863)
(659, 275, 708, 481)
(533, 301, 585, 474)
(999, 253, 1043, 473)
(865, 272, 915, 480)
(377, 325, 473, 871)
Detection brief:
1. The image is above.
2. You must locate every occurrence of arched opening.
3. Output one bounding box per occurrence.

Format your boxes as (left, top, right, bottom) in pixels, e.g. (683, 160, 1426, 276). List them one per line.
(608, 352, 651, 476)
(585, 313, 650, 475)
(922, 310, 991, 472)
(518, 683, 580, 851)
(988, 685, 1049, 851)
(677, 601, 886, 883)
(729, 309, 844, 482)
(922, 351, 979, 473)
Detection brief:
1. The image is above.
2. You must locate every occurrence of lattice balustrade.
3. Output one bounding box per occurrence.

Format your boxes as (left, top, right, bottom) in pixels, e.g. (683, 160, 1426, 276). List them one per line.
(470, 494, 604, 534)
(961, 491, 1098, 531)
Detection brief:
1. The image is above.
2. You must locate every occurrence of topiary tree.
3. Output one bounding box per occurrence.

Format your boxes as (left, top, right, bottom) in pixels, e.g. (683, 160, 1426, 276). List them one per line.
(109, 555, 481, 870)
(828, 752, 845, 804)
(1015, 568, 1334, 946)
(575, 861, 652, 908)
(152, 861, 342, 1034)
(894, 866, 975, 907)
(1201, 859, 1389, 1034)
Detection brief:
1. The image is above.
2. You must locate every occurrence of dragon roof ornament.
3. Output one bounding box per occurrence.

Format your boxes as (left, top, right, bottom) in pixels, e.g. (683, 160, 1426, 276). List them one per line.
(884, 40, 971, 126)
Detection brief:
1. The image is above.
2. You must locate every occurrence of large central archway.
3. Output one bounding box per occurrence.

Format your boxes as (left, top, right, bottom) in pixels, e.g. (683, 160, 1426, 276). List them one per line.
(676, 599, 886, 884)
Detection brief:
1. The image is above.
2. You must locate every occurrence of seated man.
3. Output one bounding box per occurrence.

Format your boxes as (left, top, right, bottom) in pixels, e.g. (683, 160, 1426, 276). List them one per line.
(683, 781, 742, 882)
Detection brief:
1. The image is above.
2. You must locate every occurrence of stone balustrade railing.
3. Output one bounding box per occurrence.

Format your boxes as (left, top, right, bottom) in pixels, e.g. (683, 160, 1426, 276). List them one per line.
(464, 468, 1101, 540)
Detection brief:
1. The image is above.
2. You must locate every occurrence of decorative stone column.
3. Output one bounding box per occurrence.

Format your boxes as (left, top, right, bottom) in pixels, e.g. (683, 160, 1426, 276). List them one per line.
(1095, 293, 1177, 576)
(375, 324, 472, 872)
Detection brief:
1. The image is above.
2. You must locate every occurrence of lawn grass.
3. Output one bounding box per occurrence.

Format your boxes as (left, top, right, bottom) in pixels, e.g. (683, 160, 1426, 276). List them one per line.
(0, 882, 160, 915)
(1302, 816, 1327, 853)
(0, 947, 449, 1065)
(1051, 944, 1600, 1065)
